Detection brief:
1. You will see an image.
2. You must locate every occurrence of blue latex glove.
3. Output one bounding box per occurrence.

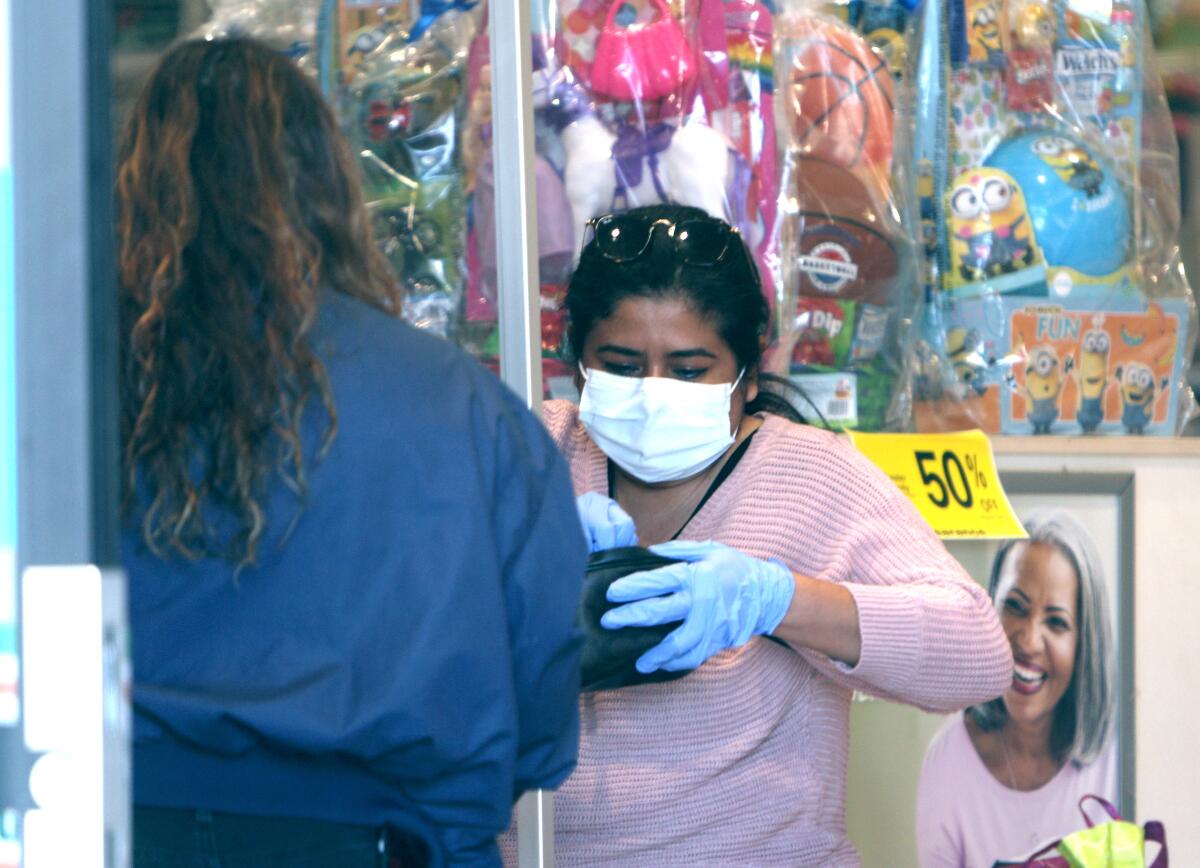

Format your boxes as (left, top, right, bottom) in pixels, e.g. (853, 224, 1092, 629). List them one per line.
(575, 492, 638, 553)
(601, 539, 795, 673)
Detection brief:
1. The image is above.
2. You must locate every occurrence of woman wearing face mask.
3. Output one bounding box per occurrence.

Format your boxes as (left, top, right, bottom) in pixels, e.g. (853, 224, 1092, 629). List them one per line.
(916, 510, 1116, 867)
(506, 204, 1012, 866)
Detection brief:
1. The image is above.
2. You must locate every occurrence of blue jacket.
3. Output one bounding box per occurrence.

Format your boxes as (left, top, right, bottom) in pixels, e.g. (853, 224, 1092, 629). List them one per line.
(124, 292, 586, 866)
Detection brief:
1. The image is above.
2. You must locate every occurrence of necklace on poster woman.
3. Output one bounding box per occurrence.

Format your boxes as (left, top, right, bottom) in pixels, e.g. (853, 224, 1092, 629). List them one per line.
(998, 724, 1062, 792)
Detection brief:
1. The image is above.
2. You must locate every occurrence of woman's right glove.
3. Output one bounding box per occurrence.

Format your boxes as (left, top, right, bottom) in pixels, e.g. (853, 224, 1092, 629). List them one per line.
(600, 539, 795, 672)
(576, 492, 638, 553)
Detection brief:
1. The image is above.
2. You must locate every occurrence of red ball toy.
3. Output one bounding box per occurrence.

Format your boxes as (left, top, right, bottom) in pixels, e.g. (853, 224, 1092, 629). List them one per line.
(785, 156, 901, 307)
(782, 16, 895, 175)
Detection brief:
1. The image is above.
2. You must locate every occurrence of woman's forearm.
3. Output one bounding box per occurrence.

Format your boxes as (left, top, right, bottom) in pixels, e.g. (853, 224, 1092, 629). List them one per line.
(771, 573, 863, 666)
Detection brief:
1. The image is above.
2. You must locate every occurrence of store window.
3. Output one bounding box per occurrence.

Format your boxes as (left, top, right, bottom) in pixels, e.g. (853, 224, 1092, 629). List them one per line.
(111, 3, 530, 385)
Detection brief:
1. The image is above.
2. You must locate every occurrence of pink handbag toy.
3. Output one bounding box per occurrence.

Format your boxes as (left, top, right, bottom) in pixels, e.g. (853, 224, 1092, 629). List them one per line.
(590, 0, 696, 102)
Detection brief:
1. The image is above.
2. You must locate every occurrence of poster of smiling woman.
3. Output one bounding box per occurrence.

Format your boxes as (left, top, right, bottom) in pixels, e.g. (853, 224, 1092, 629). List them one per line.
(916, 508, 1119, 867)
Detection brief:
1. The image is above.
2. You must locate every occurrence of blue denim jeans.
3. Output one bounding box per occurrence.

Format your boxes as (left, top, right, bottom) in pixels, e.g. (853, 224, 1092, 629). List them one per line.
(133, 807, 425, 868)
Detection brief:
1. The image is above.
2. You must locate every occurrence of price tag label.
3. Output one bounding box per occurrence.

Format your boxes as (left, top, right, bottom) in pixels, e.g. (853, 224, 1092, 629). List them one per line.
(847, 430, 1028, 540)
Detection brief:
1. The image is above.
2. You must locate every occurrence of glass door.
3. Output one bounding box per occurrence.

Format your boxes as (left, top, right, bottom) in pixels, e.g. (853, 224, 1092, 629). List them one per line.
(312, 0, 543, 404)
(181, 1, 545, 405)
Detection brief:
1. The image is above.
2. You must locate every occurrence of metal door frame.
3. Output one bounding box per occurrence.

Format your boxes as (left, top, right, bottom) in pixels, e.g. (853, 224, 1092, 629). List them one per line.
(488, 2, 555, 865)
(4, 0, 125, 863)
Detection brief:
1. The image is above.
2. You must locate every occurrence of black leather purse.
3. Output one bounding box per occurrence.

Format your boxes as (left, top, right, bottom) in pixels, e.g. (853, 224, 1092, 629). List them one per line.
(578, 546, 693, 692)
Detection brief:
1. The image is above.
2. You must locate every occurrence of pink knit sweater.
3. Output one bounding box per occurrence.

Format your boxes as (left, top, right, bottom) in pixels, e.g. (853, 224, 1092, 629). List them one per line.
(501, 403, 1012, 866)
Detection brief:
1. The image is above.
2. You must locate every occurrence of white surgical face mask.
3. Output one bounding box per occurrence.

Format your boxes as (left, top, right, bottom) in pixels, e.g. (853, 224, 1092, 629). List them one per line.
(578, 366, 744, 484)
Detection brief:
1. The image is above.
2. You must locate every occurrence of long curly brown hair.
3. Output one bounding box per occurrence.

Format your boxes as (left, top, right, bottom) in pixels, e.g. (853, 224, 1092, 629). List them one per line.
(117, 37, 399, 566)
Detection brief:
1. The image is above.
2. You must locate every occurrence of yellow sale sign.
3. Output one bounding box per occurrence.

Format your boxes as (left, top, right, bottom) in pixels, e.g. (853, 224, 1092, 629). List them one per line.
(848, 430, 1027, 540)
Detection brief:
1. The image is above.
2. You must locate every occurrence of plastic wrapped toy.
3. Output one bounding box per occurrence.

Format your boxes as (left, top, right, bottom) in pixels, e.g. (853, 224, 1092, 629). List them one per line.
(910, 0, 1197, 436)
(319, 1, 480, 340)
(459, 0, 786, 399)
(204, 1, 480, 340)
(769, 1, 919, 431)
(541, 2, 758, 249)
(198, 0, 322, 67)
(590, 0, 696, 102)
(783, 14, 896, 177)
(201, 0, 927, 422)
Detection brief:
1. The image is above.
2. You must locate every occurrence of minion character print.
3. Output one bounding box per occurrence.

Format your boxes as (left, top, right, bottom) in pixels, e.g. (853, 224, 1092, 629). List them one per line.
(1023, 345, 1072, 434)
(1115, 362, 1168, 434)
(966, 0, 1004, 64)
(946, 168, 1040, 284)
(1031, 136, 1105, 199)
(1075, 328, 1110, 433)
(946, 327, 992, 396)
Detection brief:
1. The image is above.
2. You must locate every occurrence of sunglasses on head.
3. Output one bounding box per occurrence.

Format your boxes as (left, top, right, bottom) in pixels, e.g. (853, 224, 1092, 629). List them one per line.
(584, 213, 747, 267)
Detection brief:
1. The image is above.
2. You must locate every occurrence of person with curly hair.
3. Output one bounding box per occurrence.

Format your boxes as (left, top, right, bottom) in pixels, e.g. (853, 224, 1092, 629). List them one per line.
(118, 37, 585, 867)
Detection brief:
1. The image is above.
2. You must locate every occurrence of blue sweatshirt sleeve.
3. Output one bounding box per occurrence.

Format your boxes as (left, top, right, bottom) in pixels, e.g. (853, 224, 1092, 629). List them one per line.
(487, 388, 587, 796)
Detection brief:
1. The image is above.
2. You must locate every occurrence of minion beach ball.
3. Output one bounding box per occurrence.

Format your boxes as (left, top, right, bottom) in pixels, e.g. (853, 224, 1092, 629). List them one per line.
(984, 131, 1130, 277)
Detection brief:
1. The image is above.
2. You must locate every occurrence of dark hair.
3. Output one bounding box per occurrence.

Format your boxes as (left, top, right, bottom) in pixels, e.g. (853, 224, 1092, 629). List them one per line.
(117, 37, 400, 566)
(969, 510, 1114, 765)
(566, 204, 807, 423)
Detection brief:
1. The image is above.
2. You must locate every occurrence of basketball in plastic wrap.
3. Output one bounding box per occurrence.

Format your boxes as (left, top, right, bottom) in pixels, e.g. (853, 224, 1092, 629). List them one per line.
(782, 16, 895, 174)
(786, 157, 900, 306)
(985, 131, 1131, 277)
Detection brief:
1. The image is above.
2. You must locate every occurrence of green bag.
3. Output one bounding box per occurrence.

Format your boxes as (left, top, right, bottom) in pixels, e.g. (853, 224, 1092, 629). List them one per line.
(1060, 820, 1147, 868)
(1019, 796, 1167, 868)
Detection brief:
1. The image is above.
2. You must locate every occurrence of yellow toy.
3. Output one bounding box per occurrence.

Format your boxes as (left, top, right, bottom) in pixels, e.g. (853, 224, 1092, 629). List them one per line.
(1115, 362, 1168, 435)
(946, 327, 991, 396)
(1075, 329, 1110, 433)
(966, 0, 1003, 63)
(1013, 1, 1056, 48)
(946, 167, 1040, 284)
(1023, 345, 1072, 434)
(1031, 135, 1105, 198)
(866, 28, 908, 77)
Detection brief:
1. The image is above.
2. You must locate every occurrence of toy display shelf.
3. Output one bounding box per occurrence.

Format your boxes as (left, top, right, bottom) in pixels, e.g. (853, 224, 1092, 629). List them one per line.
(989, 432, 1200, 454)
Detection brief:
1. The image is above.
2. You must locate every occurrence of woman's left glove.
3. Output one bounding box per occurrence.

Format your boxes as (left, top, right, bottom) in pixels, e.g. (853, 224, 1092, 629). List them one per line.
(575, 492, 638, 553)
(600, 539, 795, 673)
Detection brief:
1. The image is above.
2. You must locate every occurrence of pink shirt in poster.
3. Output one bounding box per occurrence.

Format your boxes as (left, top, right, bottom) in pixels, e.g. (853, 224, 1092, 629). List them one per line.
(916, 712, 1117, 868)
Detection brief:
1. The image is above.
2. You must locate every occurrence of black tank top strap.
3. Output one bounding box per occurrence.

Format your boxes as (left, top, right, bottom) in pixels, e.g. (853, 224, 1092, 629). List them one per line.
(606, 432, 759, 538)
(670, 431, 757, 540)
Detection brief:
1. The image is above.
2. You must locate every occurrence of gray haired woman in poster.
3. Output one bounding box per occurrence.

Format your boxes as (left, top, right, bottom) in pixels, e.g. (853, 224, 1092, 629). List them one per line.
(917, 510, 1116, 867)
